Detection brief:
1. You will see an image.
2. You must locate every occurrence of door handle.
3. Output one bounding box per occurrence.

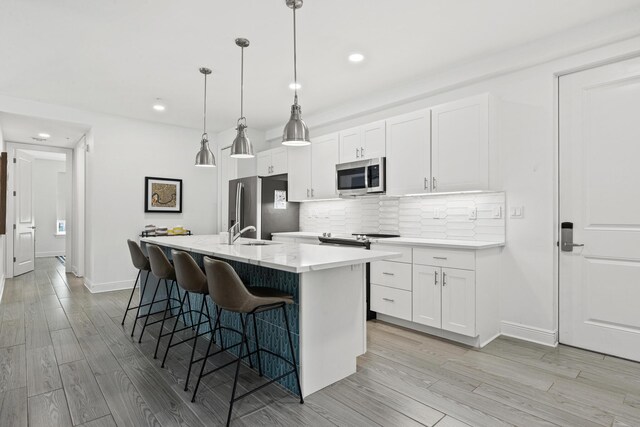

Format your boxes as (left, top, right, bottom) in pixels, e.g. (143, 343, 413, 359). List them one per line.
(434, 270, 438, 285)
(433, 256, 448, 260)
(361, 146, 365, 157)
(442, 272, 447, 286)
(306, 189, 310, 198)
(432, 177, 437, 191)
(356, 148, 360, 158)
(424, 178, 429, 189)
(382, 298, 394, 302)
(311, 188, 314, 197)
(29, 226, 36, 229)
(561, 222, 584, 252)
(382, 272, 394, 276)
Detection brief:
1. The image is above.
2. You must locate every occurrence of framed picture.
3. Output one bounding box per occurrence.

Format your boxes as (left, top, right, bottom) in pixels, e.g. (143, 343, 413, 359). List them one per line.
(145, 177, 182, 213)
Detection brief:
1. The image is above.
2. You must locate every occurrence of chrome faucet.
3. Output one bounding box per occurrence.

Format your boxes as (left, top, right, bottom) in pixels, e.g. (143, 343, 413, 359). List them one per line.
(228, 223, 257, 244)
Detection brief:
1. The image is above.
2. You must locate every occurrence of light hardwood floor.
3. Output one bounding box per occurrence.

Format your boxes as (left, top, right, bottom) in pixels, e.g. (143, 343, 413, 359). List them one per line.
(1, 258, 640, 426)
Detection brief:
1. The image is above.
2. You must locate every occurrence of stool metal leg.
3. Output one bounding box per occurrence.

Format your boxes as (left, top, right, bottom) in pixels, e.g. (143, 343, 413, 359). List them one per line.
(226, 313, 247, 427)
(184, 297, 206, 391)
(130, 271, 150, 337)
(282, 305, 304, 403)
(154, 279, 176, 359)
(161, 291, 188, 368)
(242, 314, 253, 369)
(191, 305, 222, 403)
(186, 293, 194, 330)
(251, 313, 263, 377)
(121, 270, 141, 325)
(138, 278, 162, 343)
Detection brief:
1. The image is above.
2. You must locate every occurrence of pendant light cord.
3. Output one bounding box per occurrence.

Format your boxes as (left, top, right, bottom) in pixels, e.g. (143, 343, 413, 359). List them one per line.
(293, 3, 298, 105)
(240, 45, 245, 122)
(203, 72, 208, 137)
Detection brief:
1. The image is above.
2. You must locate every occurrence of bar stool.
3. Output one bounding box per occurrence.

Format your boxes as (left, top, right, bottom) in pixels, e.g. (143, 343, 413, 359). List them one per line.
(122, 240, 151, 336)
(161, 250, 220, 390)
(140, 245, 191, 353)
(192, 256, 303, 426)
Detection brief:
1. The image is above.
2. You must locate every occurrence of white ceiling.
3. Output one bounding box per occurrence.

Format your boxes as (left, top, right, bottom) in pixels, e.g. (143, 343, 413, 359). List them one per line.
(0, 112, 89, 148)
(0, 0, 638, 133)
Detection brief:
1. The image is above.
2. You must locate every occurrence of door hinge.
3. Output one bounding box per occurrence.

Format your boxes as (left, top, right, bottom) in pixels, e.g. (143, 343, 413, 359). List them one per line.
(12, 158, 16, 164)
(13, 191, 16, 197)
(13, 224, 15, 230)
(13, 257, 16, 263)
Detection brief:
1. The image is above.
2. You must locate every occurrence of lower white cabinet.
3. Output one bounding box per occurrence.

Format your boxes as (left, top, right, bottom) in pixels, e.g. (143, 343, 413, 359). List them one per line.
(412, 264, 441, 329)
(371, 285, 412, 321)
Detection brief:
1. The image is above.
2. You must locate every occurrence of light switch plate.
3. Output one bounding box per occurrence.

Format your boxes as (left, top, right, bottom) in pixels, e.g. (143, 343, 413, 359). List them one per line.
(510, 206, 524, 219)
(468, 207, 477, 220)
(492, 206, 503, 219)
(433, 207, 445, 219)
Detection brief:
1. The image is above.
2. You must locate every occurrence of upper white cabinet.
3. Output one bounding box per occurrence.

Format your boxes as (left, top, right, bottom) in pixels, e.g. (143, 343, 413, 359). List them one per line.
(257, 147, 288, 176)
(431, 94, 489, 192)
(339, 120, 386, 163)
(287, 133, 339, 201)
(386, 109, 431, 196)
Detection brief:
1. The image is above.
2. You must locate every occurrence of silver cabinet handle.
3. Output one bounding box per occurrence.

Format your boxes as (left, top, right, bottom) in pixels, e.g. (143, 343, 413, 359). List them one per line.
(382, 272, 395, 276)
(306, 189, 310, 198)
(433, 177, 437, 191)
(570, 243, 584, 247)
(356, 148, 360, 158)
(382, 298, 394, 302)
(442, 272, 447, 286)
(311, 188, 314, 197)
(433, 256, 448, 260)
(434, 270, 438, 285)
(361, 146, 365, 157)
(424, 178, 429, 189)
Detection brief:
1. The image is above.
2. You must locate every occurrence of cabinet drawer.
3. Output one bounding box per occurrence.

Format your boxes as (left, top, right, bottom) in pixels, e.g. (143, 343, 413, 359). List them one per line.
(413, 248, 475, 270)
(371, 261, 411, 291)
(370, 244, 412, 264)
(370, 285, 412, 321)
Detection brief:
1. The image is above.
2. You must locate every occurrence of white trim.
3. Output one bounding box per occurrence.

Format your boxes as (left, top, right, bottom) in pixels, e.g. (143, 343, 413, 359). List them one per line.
(500, 321, 558, 347)
(71, 266, 82, 277)
(0, 274, 5, 302)
(36, 251, 65, 258)
(84, 277, 133, 294)
(377, 314, 484, 348)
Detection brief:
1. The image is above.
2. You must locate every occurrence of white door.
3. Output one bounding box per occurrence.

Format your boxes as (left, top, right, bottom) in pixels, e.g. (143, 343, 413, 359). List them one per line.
(339, 127, 361, 163)
(559, 56, 640, 361)
(431, 94, 489, 192)
(441, 268, 475, 337)
(311, 133, 339, 199)
(287, 145, 311, 201)
(412, 264, 441, 328)
(362, 120, 386, 160)
(271, 147, 288, 175)
(14, 151, 35, 276)
(256, 151, 271, 176)
(385, 109, 431, 196)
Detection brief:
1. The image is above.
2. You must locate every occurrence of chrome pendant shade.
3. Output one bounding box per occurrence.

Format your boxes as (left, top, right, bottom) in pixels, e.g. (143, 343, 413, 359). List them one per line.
(231, 38, 255, 158)
(282, 0, 310, 146)
(195, 67, 216, 167)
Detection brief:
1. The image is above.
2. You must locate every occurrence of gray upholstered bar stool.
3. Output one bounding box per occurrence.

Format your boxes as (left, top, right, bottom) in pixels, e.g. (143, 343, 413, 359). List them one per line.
(123, 239, 152, 337)
(140, 245, 190, 355)
(161, 250, 221, 390)
(192, 256, 303, 427)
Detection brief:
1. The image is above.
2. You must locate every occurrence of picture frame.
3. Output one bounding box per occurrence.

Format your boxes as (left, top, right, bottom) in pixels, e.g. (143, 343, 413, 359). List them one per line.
(144, 176, 182, 213)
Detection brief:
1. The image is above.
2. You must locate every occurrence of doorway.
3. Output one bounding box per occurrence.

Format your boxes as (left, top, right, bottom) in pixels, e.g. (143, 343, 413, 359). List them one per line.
(558, 55, 640, 361)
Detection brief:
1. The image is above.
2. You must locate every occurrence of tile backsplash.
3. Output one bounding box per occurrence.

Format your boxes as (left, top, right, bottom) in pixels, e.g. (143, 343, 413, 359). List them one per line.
(299, 192, 505, 242)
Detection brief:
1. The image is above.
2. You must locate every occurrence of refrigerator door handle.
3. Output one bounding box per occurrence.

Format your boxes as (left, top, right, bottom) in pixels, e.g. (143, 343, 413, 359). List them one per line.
(235, 182, 244, 229)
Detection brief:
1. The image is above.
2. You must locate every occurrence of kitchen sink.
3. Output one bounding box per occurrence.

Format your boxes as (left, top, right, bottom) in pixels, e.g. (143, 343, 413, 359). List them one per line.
(239, 240, 280, 246)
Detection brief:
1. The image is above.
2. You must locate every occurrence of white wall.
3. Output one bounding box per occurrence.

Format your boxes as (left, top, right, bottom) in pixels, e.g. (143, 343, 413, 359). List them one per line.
(33, 158, 66, 257)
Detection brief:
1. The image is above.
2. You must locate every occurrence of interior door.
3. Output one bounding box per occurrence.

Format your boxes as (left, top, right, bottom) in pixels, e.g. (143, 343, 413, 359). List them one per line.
(14, 150, 35, 276)
(559, 56, 640, 360)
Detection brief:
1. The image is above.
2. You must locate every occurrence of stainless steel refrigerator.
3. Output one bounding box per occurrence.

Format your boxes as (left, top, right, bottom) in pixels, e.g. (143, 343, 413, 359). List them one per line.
(228, 175, 299, 240)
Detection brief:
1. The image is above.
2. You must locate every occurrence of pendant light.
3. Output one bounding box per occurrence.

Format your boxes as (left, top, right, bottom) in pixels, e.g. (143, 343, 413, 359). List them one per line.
(230, 38, 255, 158)
(195, 67, 216, 167)
(282, 0, 310, 146)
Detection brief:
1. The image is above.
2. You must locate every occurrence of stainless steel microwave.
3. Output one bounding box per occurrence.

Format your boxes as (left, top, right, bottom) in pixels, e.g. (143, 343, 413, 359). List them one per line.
(336, 157, 386, 197)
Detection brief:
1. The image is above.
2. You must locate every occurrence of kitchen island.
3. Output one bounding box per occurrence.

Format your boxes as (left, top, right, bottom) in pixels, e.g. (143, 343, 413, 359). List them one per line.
(139, 235, 400, 397)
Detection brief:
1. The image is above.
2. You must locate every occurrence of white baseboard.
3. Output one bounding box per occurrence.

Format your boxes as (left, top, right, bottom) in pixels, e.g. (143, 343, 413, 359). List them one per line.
(71, 266, 82, 277)
(36, 251, 65, 258)
(84, 277, 133, 294)
(0, 274, 5, 303)
(501, 321, 558, 347)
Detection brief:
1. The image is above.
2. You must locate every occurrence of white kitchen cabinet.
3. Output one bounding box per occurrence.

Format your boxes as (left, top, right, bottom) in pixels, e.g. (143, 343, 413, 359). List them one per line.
(257, 147, 288, 176)
(431, 94, 489, 192)
(339, 120, 386, 163)
(441, 267, 476, 336)
(385, 109, 431, 196)
(311, 133, 339, 199)
(287, 133, 339, 201)
(412, 264, 441, 329)
(287, 145, 311, 201)
(370, 285, 412, 321)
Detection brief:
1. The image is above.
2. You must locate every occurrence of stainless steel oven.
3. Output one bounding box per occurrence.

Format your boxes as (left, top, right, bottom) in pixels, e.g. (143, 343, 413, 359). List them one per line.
(336, 157, 385, 197)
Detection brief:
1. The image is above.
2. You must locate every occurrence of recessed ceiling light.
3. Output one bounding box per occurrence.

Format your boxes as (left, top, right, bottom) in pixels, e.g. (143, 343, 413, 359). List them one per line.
(38, 133, 50, 138)
(289, 82, 301, 90)
(348, 53, 365, 63)
(152, 103, 166, 112)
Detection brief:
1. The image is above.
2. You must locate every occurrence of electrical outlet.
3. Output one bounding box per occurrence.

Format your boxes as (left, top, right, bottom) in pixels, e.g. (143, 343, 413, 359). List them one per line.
(468, 207, 477, 220)
(433, 207, 445, 219)
(492, 206, 503, 219)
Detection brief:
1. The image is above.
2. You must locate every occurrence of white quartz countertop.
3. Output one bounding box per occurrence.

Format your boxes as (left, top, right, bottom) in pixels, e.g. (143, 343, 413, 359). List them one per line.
(140, 235, 401, 273)
(369, 237, 505, 249)
(271, 232, 322, 239)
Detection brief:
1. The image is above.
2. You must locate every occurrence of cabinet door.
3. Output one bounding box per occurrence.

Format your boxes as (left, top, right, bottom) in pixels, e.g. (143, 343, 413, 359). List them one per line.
(257, 151, 272, 176)
(431, 94, 489, 192)
(339, 127, 361, 163)
(441, 268, 476, 337)
(362, 120, 386, 159)
(386, 109, 431, 196)
(271, 147, 288, 175)
(412, 265, 441, 328)
(287, 145, 311, 201)
(311, 133, 339, 199)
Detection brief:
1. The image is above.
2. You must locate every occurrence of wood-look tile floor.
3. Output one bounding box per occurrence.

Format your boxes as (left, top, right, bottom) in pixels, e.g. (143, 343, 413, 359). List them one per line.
(1, 258, 640, 426)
